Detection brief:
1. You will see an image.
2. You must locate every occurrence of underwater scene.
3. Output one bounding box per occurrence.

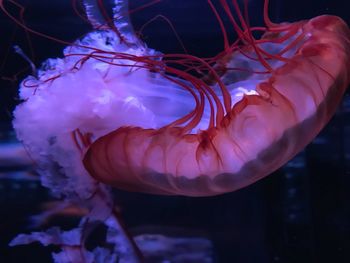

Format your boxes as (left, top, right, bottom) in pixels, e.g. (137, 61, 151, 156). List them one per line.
(1, 0, 350, 262)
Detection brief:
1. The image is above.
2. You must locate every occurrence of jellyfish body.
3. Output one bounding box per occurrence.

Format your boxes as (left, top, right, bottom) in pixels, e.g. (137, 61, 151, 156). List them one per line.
(12, 1, 350, 198)
(83, 15, 350, 196)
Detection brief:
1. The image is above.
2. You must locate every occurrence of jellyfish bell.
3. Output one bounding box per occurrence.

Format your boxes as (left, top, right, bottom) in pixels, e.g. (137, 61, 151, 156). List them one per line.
(83, 4, 350, 196)
(11, 0, 350, 201)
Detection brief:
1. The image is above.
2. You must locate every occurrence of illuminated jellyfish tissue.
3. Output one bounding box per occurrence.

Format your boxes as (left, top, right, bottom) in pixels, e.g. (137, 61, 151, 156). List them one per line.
(7, 0, 350, 262)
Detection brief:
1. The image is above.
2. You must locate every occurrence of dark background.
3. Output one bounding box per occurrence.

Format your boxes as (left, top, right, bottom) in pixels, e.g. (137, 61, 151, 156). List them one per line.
(1, 0, 350, 262)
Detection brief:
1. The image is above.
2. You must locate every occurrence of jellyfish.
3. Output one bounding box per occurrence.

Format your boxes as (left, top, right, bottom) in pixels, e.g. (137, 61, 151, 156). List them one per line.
(5, 0, 350, 262)
(81, 1, 350, 196)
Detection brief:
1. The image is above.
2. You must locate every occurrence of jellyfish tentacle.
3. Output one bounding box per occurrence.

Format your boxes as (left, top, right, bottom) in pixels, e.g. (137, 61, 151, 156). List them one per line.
(112, 0, 139, 44)
(82, 0, 137, 46)
(83, 0, 107, 29)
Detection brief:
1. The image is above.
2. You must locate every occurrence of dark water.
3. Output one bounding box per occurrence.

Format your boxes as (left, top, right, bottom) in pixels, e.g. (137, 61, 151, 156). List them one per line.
(1, 0, 350, 262)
